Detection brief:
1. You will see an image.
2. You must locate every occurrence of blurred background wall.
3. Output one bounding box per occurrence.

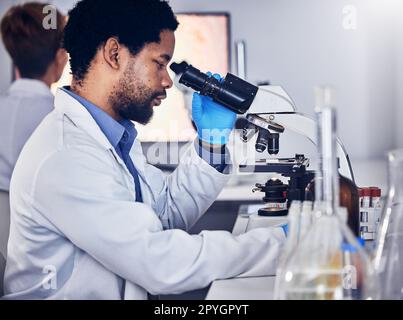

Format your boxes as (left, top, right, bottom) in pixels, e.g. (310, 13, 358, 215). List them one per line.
(1, 0, 402, 163)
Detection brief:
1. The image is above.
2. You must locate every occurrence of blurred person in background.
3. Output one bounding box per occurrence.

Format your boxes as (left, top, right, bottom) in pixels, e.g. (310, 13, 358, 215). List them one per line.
(0, 2, 67, 258)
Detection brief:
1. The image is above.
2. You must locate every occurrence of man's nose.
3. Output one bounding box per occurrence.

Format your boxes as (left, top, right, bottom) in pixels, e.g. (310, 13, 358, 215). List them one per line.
(162, 70, 173, 89)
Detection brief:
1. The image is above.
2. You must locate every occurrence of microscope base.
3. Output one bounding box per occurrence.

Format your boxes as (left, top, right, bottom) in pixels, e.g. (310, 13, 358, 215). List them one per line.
(233, 204, 288, 235)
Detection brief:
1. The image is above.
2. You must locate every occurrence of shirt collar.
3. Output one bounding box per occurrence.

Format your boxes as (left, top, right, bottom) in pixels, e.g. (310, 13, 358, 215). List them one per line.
(8, 79, 53, 98)
(61, 87, 137, 149)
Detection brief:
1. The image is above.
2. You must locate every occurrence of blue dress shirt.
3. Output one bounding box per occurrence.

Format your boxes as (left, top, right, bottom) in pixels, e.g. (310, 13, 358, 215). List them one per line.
(62, 87, 143, 202)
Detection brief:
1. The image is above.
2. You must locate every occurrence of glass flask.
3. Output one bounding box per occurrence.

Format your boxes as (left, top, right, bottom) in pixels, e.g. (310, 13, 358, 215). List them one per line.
(374, 149, 403, 299)
(273, 201, 301, 299)
(275, 89, 377, 300)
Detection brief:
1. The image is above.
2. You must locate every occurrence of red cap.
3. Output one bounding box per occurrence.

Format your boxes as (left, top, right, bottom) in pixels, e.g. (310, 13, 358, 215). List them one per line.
(370, 187, 381, 197)
(362, 188, 371, 196)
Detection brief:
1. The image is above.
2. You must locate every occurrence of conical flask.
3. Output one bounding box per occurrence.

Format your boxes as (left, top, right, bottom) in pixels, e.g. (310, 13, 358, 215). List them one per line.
(273, 201, 302, 299)
(374, 149, 403, 299)
(276, 88, 377, 300)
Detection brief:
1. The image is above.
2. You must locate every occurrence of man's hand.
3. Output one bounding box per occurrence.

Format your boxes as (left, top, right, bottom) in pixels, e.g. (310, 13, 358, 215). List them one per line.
(192, 73, 237, 145)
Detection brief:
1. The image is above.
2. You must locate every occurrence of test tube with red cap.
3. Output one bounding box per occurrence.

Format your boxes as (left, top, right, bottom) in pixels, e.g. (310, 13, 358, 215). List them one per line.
(370, 187, 382, 226)
(358, 188, 364, 208)
(369, 187, 381, 209)
(362, 188, 371, 208)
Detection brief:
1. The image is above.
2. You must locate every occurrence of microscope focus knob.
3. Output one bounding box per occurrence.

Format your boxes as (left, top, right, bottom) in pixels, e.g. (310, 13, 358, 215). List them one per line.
(252, 183, 264, 193)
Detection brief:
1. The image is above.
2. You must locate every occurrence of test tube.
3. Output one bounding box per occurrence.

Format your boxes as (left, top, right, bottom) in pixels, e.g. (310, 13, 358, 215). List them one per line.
(370, 187, 381, 208)
(362, 188, 371, 208)
(370, 187, 382, 227)
(358, 188, 364, 208)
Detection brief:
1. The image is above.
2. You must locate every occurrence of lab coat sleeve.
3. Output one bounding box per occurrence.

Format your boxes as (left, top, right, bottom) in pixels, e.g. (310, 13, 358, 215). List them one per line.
(31, 147, 285, 295)
(141, 140, 232, 231)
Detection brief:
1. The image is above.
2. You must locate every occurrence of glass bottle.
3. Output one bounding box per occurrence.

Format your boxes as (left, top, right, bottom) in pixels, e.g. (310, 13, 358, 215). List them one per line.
(339, 173, 360, 236)
(276, 88, 377, 300)
(374, 149, 403, 299)
(305, 165, 360, 237)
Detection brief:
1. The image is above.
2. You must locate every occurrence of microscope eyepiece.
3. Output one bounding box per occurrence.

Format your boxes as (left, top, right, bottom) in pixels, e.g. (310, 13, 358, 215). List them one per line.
(169, 61, 188, 74)
(170, 61, 258, 114)
(170, 62, 284, 154)
(170, 62, 218, 94)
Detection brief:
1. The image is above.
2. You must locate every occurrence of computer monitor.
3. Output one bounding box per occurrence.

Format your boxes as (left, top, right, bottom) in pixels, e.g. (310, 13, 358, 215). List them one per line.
(51, 12, 231, 143)
(137, 12, 231, 142)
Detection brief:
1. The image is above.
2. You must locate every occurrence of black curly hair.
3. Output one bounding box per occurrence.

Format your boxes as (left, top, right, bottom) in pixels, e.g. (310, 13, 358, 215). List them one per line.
(63, 0, 178, 81)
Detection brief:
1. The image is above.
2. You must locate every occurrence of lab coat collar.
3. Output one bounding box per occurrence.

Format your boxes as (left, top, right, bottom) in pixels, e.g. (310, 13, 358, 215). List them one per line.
(8, 79, 53, 98)
(61, 86, 126, 149)
(54, 88, 115, 151)
(54, 88, 146, 179)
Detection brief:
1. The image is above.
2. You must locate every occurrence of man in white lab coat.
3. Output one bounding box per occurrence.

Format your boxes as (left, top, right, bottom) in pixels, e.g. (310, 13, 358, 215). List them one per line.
(0, 3, 67, 258)
(3, 0, 286, 299)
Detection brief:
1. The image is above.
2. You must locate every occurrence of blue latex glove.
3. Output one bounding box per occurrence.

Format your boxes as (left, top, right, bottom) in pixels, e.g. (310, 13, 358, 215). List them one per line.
(281, 224, 288, 237)
(341, 237, 366, 252)
(192, 73, 237, 145)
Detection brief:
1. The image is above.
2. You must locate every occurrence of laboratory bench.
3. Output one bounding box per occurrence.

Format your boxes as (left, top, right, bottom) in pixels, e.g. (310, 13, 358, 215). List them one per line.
(206, 276, 276, 300)
(165, 195, 379, 300)
(159, 159, 386, 300)
(159, 201, 258, 300)
(160, 203, 287, 300)
(205, 204, 286, 300)
(205, 202, 378, 300)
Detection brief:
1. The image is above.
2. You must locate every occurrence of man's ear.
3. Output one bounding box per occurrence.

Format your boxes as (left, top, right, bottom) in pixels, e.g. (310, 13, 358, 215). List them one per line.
(103, 37, 121, 71)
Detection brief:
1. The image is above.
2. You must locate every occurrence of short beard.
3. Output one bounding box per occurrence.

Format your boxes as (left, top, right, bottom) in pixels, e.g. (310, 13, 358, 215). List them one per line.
(109, 65, 161, 125)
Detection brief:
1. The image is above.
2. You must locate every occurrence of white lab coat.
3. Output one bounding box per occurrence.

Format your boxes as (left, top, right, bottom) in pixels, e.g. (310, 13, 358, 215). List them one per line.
(3, 89, 285, 300)
(0, 79, 54, 192)
(0, 79, 54, 264)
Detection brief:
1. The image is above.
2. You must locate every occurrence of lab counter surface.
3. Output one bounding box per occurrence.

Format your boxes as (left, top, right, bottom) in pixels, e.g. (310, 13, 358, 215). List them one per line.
(206, 204, 286, 300)
(206, 156, 386, 300)
(206, 276, 276, 300)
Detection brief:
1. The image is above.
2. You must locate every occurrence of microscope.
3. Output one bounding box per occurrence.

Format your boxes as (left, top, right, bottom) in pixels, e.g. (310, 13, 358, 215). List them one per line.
(170, 61, 355, 217)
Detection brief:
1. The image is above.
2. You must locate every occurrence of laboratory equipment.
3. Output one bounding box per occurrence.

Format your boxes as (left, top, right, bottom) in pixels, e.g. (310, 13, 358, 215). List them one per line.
(305, 165, 360, 236)
(275, 100, 377, 300)
(170, 61, 257, 115)
(249, 154, 314, 216)
(171, 62, 355, 216)
(374, 149, 403, 299)
(273, 201, 302, 299)
(359, 187, 383, 241)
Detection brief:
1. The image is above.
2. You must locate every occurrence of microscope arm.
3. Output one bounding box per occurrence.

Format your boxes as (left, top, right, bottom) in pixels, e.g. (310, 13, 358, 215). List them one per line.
(248, 85, 297, 114)
(245, 85, 355, 181)
(263, 113, 355, 181)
